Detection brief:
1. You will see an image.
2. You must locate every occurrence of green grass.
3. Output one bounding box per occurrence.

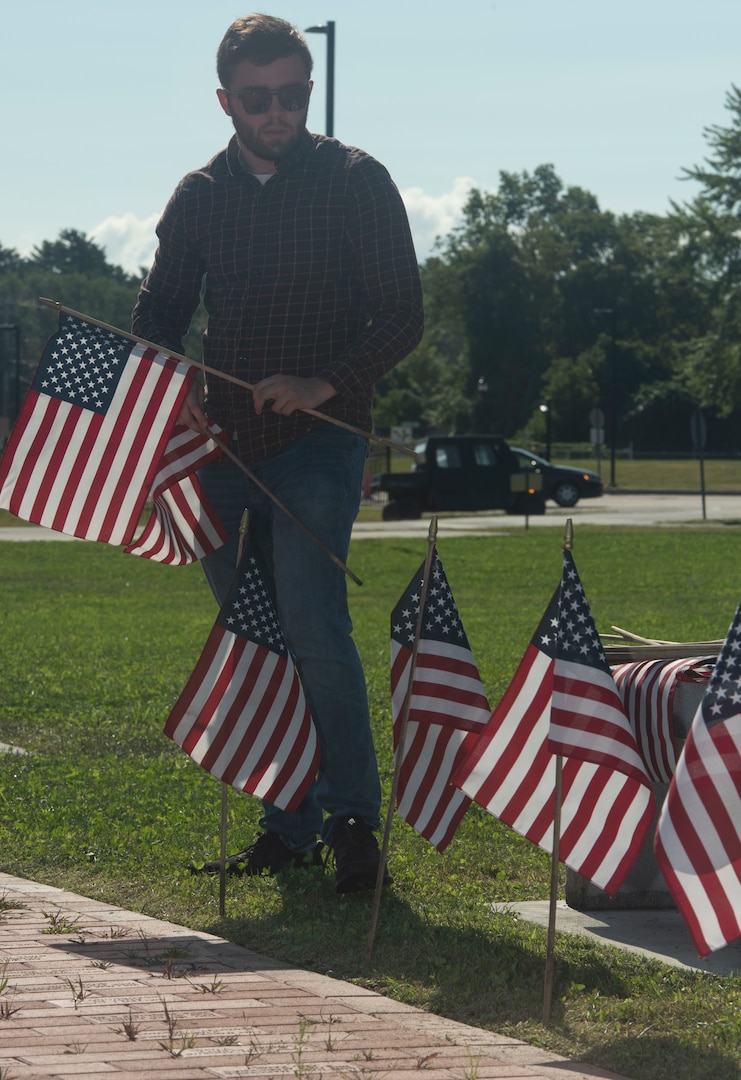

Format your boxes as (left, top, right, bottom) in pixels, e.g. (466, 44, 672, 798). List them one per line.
(1, 531, 741, 1080)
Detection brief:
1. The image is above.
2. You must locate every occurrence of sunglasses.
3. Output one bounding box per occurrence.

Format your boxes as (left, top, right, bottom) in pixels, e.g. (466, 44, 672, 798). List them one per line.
(223, 82, 310, 115)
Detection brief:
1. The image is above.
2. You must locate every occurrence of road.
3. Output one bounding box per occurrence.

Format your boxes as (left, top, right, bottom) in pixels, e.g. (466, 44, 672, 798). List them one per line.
(352, 490, 741, 539)
(1, 491, 740, 542)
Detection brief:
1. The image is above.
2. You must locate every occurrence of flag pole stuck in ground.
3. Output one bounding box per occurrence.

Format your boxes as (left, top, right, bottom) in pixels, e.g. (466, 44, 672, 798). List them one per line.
(37, 298, 414, 458)
(542, 517, 572, 1025)
(366, 515, 439, 966)
(218, 507, 251, 919)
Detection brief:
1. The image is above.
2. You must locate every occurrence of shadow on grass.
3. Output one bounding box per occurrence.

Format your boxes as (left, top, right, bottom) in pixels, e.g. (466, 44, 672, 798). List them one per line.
(585, 1035, 741, 1080)
(207, 867, 622, 1024)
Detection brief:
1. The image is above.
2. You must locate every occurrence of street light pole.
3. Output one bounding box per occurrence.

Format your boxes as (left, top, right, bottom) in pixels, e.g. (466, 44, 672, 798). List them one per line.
(539, 400, 552, 461)
(0, 323, 21, 421)
(593, 308, 617, 489)
(305, 21, 335, 137)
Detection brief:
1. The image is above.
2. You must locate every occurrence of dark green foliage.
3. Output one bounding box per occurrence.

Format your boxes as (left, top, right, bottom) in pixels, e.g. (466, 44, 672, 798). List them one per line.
(371, 86, 741, 454)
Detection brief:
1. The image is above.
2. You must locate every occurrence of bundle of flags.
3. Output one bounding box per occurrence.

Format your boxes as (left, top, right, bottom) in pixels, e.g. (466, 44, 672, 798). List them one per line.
(612, 656, 714, 782)
(0, 311, 226, 564)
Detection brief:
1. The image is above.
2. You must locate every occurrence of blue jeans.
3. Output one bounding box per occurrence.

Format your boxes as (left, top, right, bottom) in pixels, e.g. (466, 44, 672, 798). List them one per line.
(199, 425, 381, 850)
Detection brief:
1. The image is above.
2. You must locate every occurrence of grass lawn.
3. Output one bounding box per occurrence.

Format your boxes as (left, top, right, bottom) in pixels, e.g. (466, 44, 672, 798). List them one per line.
(1, 528, 741, 1080)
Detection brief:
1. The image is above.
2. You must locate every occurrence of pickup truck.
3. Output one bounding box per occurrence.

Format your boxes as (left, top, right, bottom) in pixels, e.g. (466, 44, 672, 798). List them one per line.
(370, 435, 547, 521)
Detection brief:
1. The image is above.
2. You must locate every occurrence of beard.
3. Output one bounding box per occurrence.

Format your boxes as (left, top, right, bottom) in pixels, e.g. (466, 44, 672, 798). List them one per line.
(234, 114, 307, 165)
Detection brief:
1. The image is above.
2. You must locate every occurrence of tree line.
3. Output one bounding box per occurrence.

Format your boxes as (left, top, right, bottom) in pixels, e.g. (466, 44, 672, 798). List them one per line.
(2, 84, 740, 453)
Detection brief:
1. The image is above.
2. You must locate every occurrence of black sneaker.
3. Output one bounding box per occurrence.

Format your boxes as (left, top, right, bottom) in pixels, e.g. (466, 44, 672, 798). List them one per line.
(330, 815, 393, 894)
(188, 832, 323, 877)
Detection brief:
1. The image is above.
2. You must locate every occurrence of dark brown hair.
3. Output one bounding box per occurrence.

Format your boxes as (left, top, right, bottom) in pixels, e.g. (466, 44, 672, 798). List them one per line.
(217, 13, 313, 87)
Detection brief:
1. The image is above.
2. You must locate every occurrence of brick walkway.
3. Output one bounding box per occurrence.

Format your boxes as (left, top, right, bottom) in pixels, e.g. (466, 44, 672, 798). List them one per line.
(0, 872, 633, 1080)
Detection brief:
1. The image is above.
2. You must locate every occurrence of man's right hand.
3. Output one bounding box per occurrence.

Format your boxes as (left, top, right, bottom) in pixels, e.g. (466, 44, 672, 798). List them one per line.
(177, 382, 207, 431)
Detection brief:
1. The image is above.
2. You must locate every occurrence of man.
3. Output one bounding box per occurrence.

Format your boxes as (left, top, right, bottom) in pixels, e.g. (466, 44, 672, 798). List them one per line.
(133, 14, 424, 892)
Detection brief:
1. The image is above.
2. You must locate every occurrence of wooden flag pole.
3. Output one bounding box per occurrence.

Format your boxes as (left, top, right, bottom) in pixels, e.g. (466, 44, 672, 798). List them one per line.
(365, 515, 439, 967)
(37, 298, 415, 458)
(542, 754, 563, 1023)
(191, 417, 363, 588)
(219, 509, 250, 918)
(542, 517, 573, 1024)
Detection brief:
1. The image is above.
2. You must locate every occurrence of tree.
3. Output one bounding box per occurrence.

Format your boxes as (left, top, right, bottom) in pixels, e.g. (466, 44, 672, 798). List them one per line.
(665, 85, 741, 428)
(30, 229, 136, 285)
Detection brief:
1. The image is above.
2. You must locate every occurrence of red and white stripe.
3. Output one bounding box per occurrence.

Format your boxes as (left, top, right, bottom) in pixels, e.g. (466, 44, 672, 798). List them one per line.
(391, 638, 490, 851)
(551, 659, 653, 784)
(655, 706, 741, 956)
(613, 657, 713, 782)
(454, 642, 655, 895)
(0, 344, 190, 545)
(125, 423, 228, 564)
(165, 626, 319, 812)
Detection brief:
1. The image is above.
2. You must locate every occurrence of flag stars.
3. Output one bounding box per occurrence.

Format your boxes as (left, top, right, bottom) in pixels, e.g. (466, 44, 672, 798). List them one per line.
(391, 553, 470, 649)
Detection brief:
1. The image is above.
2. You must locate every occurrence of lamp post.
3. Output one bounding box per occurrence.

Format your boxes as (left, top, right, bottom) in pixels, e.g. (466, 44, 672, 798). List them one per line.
(0, 323, 21, 421)
(475, 375, 489, 433)
(593, 307, 617, 489)
(304, 21, 335, 137)
(539, 400, 552, 461)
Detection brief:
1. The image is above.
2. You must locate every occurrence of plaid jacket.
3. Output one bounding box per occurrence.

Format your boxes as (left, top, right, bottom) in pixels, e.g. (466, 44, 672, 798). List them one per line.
(132, 132, 424, 463)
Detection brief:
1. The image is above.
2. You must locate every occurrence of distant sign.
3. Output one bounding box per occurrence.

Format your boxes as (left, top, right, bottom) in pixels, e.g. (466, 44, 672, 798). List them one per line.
(690, 407, 707, 451)
(391, 425, 414, 444)
(589, 408, 605, 428)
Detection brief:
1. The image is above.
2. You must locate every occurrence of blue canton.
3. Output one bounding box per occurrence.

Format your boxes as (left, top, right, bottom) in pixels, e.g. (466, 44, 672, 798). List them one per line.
(32, 313, 130, 413)
(391, 551, 470, 649)
(703, 605, 741, 730)
(217, 554, 287, 654)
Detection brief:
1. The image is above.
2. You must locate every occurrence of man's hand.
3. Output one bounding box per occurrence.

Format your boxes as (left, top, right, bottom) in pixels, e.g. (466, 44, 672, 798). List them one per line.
(177, 381, 207, 431)
(252, 374, 336, 416)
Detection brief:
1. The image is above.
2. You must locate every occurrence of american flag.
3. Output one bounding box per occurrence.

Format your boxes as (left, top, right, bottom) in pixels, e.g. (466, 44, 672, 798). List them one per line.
(0, 313, 192, 546)
(613, 657, 714, 783)
(549, 550, 655, 787)
(124, 422, 229, 565)
(390, 550, 491, 851)
(453, 553, 655, 896)
(165, 550, 319, 811)
(655, 602, 741, 956)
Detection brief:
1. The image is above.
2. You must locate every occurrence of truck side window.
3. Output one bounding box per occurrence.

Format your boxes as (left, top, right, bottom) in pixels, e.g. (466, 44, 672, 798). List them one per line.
(435, 445, 462, 469)
(473, 443, 498, 466)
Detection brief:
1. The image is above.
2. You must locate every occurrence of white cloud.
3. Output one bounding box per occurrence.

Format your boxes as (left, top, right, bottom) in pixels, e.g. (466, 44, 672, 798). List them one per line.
(91, 212, 160, 276)
(401, 177, 477, 260)
(91, 178, 477, 275)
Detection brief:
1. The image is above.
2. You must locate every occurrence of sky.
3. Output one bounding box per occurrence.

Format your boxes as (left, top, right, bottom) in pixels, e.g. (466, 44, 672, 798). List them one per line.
(2, 0, 740, 274)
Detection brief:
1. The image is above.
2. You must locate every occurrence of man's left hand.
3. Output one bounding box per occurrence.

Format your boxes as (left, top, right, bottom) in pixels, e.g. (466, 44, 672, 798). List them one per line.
(252, 374, 336, 416)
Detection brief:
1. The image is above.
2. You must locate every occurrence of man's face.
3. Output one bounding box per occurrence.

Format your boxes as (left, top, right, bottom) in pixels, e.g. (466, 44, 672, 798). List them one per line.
(217, 55, 312, 170)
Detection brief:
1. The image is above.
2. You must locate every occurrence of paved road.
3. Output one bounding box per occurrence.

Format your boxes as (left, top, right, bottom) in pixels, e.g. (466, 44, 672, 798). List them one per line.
(352, 491, 741, 539)
(1, 492, 740, 542)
